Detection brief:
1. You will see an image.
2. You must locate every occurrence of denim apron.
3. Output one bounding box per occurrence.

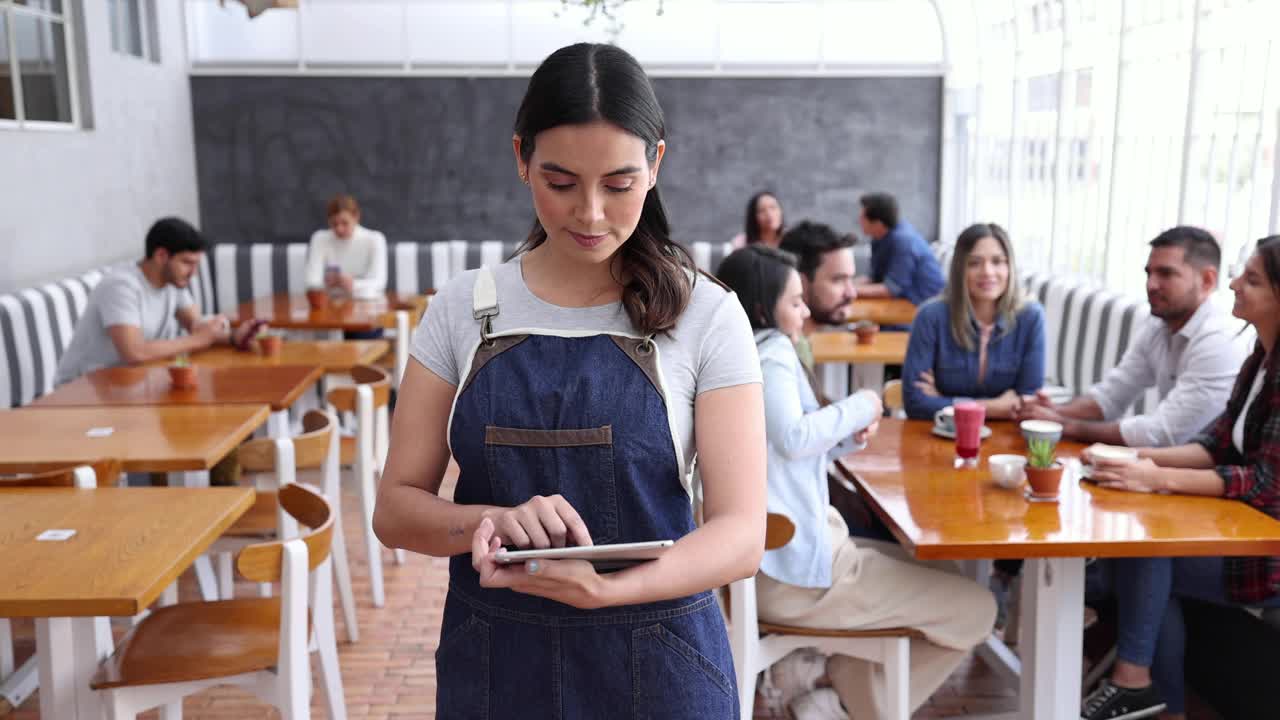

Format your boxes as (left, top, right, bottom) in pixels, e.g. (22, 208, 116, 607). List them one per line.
(435, 267, 738, 719)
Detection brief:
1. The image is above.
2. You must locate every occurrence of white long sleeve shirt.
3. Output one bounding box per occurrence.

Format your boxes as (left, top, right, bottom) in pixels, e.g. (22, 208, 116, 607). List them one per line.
(304, 225, 388, 299)
(1086, 299, 1252, 447)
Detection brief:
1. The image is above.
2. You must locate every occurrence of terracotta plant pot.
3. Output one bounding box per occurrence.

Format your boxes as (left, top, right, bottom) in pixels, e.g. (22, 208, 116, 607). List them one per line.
(168, 365, 198, 390)
(1025, 462, 1064, 497)
(305, 288, 328, 311)
(258, 335, 283, 357)
(854, 323, 880, 345)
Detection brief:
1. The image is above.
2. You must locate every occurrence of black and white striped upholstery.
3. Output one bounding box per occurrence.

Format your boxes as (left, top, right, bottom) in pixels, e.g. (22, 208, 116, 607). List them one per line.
(0, 257, 214, 408)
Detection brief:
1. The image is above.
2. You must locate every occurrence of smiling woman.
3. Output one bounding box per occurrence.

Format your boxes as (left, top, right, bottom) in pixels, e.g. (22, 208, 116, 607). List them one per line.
(372, 43, 767, 720)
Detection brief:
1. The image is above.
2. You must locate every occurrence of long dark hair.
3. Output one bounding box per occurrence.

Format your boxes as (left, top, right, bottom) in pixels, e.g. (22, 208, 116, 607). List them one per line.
(716, 245, 797, 331)
(513, 43, 695, 336)
(744, 191, 783, 245)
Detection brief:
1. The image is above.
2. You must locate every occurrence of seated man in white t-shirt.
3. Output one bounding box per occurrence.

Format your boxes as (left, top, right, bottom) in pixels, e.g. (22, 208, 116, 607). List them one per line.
(56, 217, 254, 385)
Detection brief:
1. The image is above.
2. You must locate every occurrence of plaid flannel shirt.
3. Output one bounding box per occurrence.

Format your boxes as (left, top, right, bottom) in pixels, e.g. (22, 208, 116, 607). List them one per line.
(1193, 344, 1280, 603)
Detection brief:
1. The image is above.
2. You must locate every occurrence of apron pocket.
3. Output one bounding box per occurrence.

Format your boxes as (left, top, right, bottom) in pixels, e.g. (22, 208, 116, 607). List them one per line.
(435, 614, 490, 720)
(484, 425, 619, 545)
(631, 621, 735, 719)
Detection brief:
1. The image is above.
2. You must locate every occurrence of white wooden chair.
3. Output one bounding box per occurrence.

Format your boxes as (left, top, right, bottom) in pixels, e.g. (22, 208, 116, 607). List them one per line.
(330, 364, 405, 608)
(882, 379, 906, 419)
(211, 408, 359, 643)
(92, 483, 346, 720)
(728, 512, 918, 720)
(0, 460, 121, 714)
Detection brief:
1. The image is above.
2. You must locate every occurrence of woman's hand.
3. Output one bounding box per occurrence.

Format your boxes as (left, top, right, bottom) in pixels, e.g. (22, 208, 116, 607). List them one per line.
(914, 370, 940, 397)
(1091, 457, 1166, 493)
(986, 389, 1023, 419)
(471, 516, 609, 609)
(487, 493, 593, 550)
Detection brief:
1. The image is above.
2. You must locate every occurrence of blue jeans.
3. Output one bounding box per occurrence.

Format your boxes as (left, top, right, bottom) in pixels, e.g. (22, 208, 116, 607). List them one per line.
(1088, 557, 1280, 714)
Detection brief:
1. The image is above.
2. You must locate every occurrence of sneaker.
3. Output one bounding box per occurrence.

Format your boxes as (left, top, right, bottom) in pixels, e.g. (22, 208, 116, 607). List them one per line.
(768, 648, 828, 708)
(790, 688, 849, 720)
(1080, 679, 1166, 720)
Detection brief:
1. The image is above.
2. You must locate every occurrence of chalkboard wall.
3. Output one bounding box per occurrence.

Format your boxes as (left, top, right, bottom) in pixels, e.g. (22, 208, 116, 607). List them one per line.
(191, 75, 941, 248)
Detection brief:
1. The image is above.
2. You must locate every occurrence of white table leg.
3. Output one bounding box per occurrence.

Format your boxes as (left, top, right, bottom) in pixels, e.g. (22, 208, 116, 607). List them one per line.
(73, 617, 110, 720)
(819, 362, 850, 400)
(1018, 557, 1085, 720)
(267, 409, 290, 438)
(851, 361, 886, 394)
(35, 618, 77, 720)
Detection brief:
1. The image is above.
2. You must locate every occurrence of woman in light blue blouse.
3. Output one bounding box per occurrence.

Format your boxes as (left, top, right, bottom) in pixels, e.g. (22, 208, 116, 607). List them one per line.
(902, 223, 1046, 421)
(717, 245, 996, 720)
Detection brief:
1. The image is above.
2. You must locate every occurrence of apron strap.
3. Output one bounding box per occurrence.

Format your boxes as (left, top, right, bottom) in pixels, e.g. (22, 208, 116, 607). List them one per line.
(472, 266, 499, 343)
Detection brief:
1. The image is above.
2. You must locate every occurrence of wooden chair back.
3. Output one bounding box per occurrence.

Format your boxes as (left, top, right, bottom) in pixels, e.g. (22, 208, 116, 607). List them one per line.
(883, 379, 904, 414)
(326, 364, 392, 412)
(237, 483, 334, 583)
(240, 410, 335, 473)
(0, 459, 121, 488)
(765, 512, 796, 551)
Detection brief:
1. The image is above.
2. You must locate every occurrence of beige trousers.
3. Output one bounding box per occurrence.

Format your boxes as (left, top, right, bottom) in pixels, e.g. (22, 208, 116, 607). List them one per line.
(756, 507, 996, 720)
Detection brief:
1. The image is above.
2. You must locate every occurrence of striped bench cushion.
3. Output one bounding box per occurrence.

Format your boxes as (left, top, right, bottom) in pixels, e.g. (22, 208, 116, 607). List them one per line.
(1024, 272, 1160, 416)
(0, 258, 214, 409)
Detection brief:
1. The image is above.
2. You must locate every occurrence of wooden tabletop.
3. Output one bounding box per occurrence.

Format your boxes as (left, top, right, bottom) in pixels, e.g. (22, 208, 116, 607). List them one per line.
(232, 291, 426, 331)
(0, 405, 269, 473)
(142, 340, 389, 374)
(33, 365, 323, 412)
(811, 330, 909, 365)
(843, 419, 1280, 560)
(847, 298, 917, 327)
(0, 487, 253, 617)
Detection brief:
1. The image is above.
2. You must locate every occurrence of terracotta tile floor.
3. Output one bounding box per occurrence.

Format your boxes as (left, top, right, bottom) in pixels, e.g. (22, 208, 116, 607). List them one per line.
(2, 464, 1221, 719)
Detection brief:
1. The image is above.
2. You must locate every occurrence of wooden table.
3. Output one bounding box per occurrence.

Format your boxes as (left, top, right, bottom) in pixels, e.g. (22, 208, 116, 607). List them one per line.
(0, 405, 269, 474)
(843, 419, 1280, 719)
(232, 291, 425, 386)
(0, 486, 252, 719)
(32, 364, 322, 437)
(811, 330, 909, 397)
(230, 291, 424, 332)
(847, 298, 917, 327)
(143, 339, 389, 374)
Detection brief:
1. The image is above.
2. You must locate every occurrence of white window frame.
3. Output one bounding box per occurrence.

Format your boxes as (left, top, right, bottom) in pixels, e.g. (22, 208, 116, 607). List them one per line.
(0, 0, 82, 130)
(110, 0, 160, 63)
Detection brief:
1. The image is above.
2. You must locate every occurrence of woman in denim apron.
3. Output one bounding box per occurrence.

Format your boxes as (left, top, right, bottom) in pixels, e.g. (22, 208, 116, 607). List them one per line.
(373, 43, 768, 719)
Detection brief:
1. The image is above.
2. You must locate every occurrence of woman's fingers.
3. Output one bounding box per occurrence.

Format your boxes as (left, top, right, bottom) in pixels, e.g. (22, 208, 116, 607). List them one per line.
(552, 496, 594, 547)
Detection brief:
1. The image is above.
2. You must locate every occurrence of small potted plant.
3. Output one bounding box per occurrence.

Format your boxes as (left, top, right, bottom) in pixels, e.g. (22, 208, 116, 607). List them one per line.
(851, 320, 880, 345)
(168, 354, 198, 389)
(1025, 437, 1063, 498)
(257, 328, 284, 357)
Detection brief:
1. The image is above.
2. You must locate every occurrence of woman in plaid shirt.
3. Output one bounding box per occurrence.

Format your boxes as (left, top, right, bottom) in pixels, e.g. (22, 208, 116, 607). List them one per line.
(1078, 234, 1280, 720)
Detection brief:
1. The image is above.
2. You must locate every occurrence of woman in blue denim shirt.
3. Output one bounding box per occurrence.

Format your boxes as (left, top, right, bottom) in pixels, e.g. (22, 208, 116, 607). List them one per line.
(902, 223, 1046, 421)
(719, 245, 996, 720)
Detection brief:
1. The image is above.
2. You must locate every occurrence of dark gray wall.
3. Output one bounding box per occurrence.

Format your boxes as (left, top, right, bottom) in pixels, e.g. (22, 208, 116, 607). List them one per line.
(191, 75, 941, 247)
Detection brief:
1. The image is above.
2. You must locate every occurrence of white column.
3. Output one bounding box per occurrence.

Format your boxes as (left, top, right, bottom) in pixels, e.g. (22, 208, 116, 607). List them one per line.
(1017, 557, 1086, 720)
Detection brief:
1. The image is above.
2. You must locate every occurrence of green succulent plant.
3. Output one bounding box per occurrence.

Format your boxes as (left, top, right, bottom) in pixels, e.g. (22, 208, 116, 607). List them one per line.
(1026, 437, 1057, 469)
(171, 353, 191, 368)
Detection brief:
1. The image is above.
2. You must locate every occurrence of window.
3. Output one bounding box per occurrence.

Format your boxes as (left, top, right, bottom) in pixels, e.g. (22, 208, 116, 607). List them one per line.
(0, 0, 79, 127)
(108, 0, 159, 62)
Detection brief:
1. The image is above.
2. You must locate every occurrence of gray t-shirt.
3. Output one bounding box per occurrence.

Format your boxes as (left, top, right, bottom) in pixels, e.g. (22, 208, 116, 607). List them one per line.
(55, 264, 195, 385)
(410, 255, 762, 473)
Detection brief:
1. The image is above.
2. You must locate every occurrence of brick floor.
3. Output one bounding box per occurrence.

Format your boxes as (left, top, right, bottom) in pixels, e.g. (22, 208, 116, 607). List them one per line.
(2, 464, 1221, 719)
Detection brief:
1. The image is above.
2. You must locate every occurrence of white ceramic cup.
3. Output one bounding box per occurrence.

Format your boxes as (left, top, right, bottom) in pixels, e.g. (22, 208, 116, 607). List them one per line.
(935, 406, 956, 433)
(988, 454, 1028, 489)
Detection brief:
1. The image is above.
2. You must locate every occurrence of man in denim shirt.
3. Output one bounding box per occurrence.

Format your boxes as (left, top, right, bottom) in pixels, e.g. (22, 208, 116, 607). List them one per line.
(854, 192, 946, 306)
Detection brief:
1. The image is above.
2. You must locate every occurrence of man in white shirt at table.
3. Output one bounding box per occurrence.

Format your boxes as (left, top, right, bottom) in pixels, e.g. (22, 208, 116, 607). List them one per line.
(1016, 226, 1250, 448)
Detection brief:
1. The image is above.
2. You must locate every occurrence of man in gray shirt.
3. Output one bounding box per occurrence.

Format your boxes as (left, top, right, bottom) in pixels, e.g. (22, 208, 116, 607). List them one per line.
(1017, 226, 1250, 447)
(56, 217, 247, 385)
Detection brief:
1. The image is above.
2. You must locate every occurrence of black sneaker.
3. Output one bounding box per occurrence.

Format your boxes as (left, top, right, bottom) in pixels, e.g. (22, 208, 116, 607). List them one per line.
(1080, 679, 1166, 720)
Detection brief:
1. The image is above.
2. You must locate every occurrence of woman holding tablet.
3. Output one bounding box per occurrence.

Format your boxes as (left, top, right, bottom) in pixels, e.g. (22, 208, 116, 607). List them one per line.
(373, 43, 766, 719)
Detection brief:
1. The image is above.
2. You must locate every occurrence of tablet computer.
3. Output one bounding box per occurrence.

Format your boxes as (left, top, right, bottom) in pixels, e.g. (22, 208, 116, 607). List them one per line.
(494, 539, 674, 568)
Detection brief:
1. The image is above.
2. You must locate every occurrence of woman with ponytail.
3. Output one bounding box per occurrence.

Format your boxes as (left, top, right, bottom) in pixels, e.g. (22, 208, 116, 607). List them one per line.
(372, 43, 767, 718)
